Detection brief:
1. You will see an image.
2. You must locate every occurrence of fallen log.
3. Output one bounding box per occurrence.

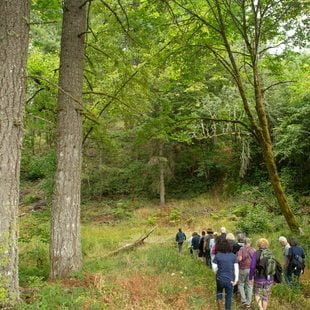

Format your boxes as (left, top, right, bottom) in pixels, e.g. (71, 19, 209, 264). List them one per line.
(106, 226, 157, 257)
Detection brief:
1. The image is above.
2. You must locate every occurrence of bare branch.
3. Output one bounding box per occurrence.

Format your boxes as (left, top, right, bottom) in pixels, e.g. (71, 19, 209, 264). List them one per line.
(263, 80, 296, 93)
(27, 75, 99, 124)
(26, 113, 55, 125)
(99, 0, 135, 42)
(117, 0, 130, 32)
(26, 88, 46, 104)
(168, 0, 222, 34)
(86, 43, 112, 58)
(29, 20, 58, 25)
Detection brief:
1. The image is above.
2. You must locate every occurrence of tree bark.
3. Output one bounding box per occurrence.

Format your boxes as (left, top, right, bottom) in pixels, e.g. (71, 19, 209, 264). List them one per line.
(253, 71, 300, 232)
(106, 226, 157, 257)
(50, 0, 87, 280)
(159, 143, 166, 206)
(0, 0, 30, 306)
(212, 0, 301, 232)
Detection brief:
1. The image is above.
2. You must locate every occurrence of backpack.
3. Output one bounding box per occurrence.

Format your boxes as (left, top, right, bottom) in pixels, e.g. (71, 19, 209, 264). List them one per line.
(274, 260, 283, 283)
(291, 253, 305, 270)
(203, 235, 211, 252)
(256, 249, 276, 278)
(176, 232, 186, 243)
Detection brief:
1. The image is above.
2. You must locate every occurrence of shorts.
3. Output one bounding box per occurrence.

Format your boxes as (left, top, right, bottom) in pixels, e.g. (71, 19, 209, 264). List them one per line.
(254, 281, 273, 301)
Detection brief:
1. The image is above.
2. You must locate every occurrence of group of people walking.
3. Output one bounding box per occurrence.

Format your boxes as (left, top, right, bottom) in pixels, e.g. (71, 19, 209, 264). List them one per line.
(176, 227, 306, 310)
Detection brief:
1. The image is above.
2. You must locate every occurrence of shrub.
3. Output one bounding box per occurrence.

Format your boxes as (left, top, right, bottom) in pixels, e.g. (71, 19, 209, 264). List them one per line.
(169, 209, 181, 223)
(237, 204, 273, 235)
(23, 194, 40, 205)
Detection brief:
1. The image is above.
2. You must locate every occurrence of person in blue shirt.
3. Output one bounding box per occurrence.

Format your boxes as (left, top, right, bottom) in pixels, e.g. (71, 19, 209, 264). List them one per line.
(212, 239, 239, 310)
(191, 231, 201, 259)
(287, 237, 305, 285)
(175, 228, 186, 252)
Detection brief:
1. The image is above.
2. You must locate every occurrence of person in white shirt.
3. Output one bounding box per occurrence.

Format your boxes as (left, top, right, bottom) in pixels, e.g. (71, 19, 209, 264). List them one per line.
(278, 236, 290, 284)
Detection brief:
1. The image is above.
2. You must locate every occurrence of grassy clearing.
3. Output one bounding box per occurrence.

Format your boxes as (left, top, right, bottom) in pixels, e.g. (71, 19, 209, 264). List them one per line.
(18, 196, 309, 309)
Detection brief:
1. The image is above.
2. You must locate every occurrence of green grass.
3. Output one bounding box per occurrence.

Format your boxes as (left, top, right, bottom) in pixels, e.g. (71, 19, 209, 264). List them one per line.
(18, 195, 310, 309)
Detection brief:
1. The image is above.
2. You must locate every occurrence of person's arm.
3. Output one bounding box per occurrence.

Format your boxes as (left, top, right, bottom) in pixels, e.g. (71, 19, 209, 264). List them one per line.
(249, 251, 257, 281)
(301, 248, 305, 259)
(212, 256, 218, 273)
(232, 263, 239, 285)
(212, 262, 218, 273)
(287, 247, 293, 260)
(237, 248, 243, 262)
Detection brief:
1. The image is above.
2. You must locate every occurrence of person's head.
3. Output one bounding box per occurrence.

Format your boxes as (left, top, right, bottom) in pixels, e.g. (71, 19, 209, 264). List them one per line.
(178, 228, 182, 232)
(202, 230, 206, 236)
(226, 233, 235, 241)
(289, 237, 298, 246)
(220, 226, 226, 234)
(244, 237, 252, 246)
(213, 231, 218, 237)
(216, 239, 232, 253)
(257, 238, 269, 249)
(278, 236, 288, 246)
(207, 228, 213, 235)
(237, 231, 245, 243)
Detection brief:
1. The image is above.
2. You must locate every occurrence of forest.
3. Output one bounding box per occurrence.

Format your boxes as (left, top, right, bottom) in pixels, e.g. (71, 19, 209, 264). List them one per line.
(0, 0, 309, 309)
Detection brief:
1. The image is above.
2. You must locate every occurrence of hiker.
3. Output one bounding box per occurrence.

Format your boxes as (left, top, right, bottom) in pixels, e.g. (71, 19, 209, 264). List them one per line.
(175, 228, 186, 252)
(199, 230, 207, 260)
(212, 230, 227, 257)
(226, 233, 242, 297)
(236, 231, 246, 247)
(212, 239, 239, 310)
(237, 237, 256, 309)
(226, 233, 242, 254)
(287, 237, 305, 285)
(210, 231, 218, 264)
(191, 231, 201, 259)
(220, 226, 227, 239)
(249, 238, 274, 310)
(204, 228, 213, 267)
(188, 232, 194, 255)
(278, 236, 291, 284)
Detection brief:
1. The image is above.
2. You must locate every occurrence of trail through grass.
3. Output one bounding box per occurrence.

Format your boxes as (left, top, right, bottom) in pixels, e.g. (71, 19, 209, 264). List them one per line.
(18, 197, 309, 309)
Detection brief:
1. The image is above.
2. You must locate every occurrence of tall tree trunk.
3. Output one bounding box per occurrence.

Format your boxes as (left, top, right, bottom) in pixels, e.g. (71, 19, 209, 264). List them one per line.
(212, 0, 300, 232)
(253, 72, 301, 232)
(0, 0, 30, 306)
(50, 0, 87, 280)
(159, 143, 165, 206)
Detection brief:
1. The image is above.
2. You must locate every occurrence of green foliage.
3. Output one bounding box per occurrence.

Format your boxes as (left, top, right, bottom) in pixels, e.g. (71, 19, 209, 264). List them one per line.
(19, 238, 49, 285)
(21, 152, 56, 202)
(271, 283, 305, 304)
(23, 194, 40, 205)
(147, 214, 158, 226)
(236, 204, 274, 235)
(274, 95, 310, 194)
(112, 207, 130, 220)
(20, 283, 85, 309)
(168, 209, 181, 224)
(22, 151, 56, 181)
(19, 211, 50, 244)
